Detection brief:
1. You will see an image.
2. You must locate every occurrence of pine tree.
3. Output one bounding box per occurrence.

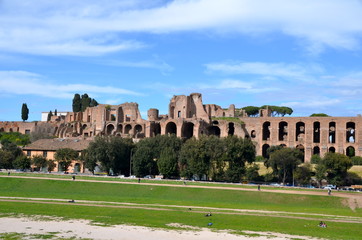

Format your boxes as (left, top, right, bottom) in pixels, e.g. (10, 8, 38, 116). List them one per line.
(21, 103, 29, 122)
(72, 94, 81, 112)
(54, 109, 57, 116)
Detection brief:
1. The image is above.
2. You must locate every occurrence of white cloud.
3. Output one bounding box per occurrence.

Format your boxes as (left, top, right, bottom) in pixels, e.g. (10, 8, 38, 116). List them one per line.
(0, 0, 362, 56)
(0, 70, 142, 98)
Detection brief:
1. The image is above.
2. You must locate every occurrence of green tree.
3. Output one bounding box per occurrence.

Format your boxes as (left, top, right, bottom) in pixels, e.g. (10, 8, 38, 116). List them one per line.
(157, 147, 179, 178)
(21, 103, 29, 122)
(265, 147, 303, 185)
(310, 113, 329, 117)
(244, 163, 260, 181)
(0, 150, 14, 169)
(32, 155, 47, 170)
(0, 139, 23, 166)
(242, 106, 260, 117)
(72, 93, 81, 112)
(47, 160, 56, 172)
(55, 148, 79, 172)
(13, 155, 31, 171)
(47, 110, 53, 121)
(316, 152, 352, 186)
(223, 136, 256, 182)
(351, 156, 362, 165)
(81, 94, 91, 112)
(310, 154, 322, 164)
(294, 163, 312, 186)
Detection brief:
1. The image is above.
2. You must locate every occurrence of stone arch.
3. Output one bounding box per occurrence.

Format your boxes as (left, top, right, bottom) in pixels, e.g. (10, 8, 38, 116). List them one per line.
(207, 126, 221, 137)
(212, 120, 219, 125)
(329, 147, 336, 153)
(313, 146, 320, 156)
(134, 124, 143, 134)
(9, 128, 13, 132)
(278, 121, 288, 141)
(313, 122, 320, 143)
(124, 124, 132, 134)
(346, 146, 355, 157)
(262, 122, 270, 141)
(228, 122, 235, 136)
(181, 122, 194, 139)
(329, 122, 336, 143)
(346, 122, 355, 143)
(296, 122, 305, 141)
(106, 124, 115, 135)
(262, 144, 270, 158)
(165, 122, 177, 135)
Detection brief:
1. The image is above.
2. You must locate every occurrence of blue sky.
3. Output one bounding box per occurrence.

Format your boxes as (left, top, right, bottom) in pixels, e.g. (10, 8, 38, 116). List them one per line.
(1, 0, 362, 121)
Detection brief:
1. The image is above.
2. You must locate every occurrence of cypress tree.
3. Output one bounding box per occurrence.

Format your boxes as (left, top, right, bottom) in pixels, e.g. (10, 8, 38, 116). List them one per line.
(21, 103, 29, 122)
(81, 94, 91, 112)
(54, 109, 57, 116)
(72, 94, 81, 112)
(47, 110, 53, 122)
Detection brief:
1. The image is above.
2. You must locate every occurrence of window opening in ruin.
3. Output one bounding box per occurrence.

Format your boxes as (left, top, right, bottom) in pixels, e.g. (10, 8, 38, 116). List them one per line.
(313, 122, 320, 143)
(84, 133, 89, 137)
(313, 146, 320, 156)
(166, 122, 177, 135)
(125, 114, 131, 122)
(346, 122, 355, 143)
(182, 122, 194, 139)
(9, 128, 13, 132)
(329, 122, 336, 143)
(207, 126, 221, 137)
(296, 122, 305, 142)
(228, 122, 235, 136)
(87, 115, 91, 122)
(178, 111, 181, 118)
(262, 122, 270, 141)
(346, 146, 355, 157)
(135, 125, 143, 136)
(296, 144, 305, 162)
(125, 124, 132, 134)
(262, 144, 270, 159)
(278, 121, 288, 141)
(106, 124, 115, 135)
(329, 147, 335, 153)
(25, 129, 30, 135)
(111, 114, 116, 121)
(251, 130, 256, 138)
(212, 121, 219, 125)
(152, 123, 161, 137)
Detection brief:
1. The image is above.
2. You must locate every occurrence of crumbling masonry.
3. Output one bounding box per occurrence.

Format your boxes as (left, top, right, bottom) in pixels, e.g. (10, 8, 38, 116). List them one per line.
(1, 93, 361, 162)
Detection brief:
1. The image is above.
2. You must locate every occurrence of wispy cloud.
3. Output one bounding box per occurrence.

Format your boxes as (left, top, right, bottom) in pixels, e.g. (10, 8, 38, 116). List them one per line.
(0, 70, 142, 98)
(0, 0, 361, 56)
(205, 61, 323, 80)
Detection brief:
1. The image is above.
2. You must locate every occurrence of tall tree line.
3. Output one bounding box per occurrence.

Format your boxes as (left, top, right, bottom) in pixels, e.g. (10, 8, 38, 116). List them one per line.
(72, 93, 98, 112)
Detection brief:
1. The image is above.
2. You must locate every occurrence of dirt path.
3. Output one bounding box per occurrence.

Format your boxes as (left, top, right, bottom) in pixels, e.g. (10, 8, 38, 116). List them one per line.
(2, 175, 362, 210)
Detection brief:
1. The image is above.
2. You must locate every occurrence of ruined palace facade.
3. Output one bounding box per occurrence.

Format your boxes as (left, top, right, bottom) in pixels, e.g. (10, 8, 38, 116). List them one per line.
(1, 93, 361, 162)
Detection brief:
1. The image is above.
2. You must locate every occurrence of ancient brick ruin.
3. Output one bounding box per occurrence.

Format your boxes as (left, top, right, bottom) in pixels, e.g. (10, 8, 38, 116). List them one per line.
(1, 93, 361, 162)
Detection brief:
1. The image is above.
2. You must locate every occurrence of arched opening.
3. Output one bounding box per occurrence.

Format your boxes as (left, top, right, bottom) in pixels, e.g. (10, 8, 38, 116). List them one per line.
(296, 122, 305, 141)
(313, 146, 320, 156)
(278, 121, 288, 141)
(124, 124, 132, 134)
(207, 126, 221, 137)
(134, 124, 143, 134)
(313, 122, 320, 143)
(117, 124, 123, 133)
(228, 122, 235, 136)
(182, 122, 194, 139)
(262, 144, 270, 159)
(329, 122, 336, 143)
(165, 122, 177, 135)
(346, 122, 355, 143)
(262, 122, 270, 141)
(346, 146, 355, 157)
(73, 163, 80, 173)
(106, 124, 115, 135)
(0, 128, 4, 132)
(296, 144, 305, 162)
(329, 147, 336, 153)
(9, 128, 13, 132)
(151, 123, 161, 137)
(212, 120, 219, 125)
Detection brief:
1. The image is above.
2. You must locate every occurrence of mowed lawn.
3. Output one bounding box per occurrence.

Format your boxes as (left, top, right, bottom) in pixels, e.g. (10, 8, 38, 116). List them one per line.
(0, 176, 361, 240)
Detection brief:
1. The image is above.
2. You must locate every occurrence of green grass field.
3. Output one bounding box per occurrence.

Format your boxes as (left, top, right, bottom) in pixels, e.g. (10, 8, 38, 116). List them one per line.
(0, 175, 361, 239)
